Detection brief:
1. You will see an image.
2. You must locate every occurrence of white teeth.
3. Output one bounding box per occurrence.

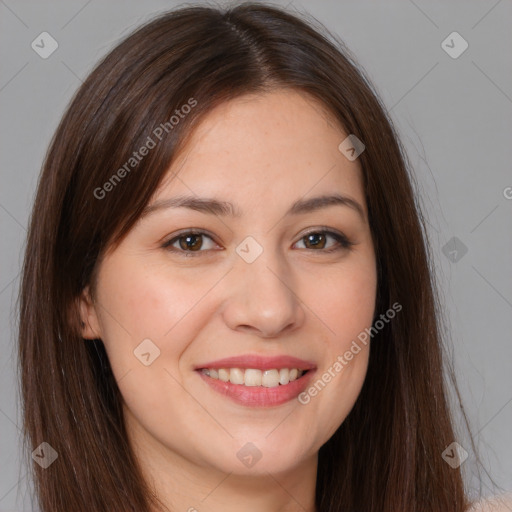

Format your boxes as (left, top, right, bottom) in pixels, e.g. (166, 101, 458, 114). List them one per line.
(200, 367, 306, 387)
(229, 368, 245, 385)
(279, 368, 289, 385)
(244, 369, 262, 386)
(262, 369, 280, 388)
(218, 368, 230, 382)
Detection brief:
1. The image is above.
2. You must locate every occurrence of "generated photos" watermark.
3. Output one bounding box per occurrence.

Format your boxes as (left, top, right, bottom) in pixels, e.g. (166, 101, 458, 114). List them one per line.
(94, 97, 197, 200)
(298, 302, 402, 404)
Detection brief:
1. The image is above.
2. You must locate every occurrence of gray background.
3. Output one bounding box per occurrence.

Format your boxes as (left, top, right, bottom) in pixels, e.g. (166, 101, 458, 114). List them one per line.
(1, 0, 511, 510)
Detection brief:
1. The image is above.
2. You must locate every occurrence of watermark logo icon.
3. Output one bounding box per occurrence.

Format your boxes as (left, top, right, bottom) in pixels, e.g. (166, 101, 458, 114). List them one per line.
(338, 134, 365, 161)
(441, 32, 468, 59)
(134, 338, 161, 366)
(442, 236, 468, 263)
(236, 236, 263, 264)
(442, 442, 468, 468)
(32, 442, 58, 469)
(31, 32, 58, 59)
(236, 442, 262, 468)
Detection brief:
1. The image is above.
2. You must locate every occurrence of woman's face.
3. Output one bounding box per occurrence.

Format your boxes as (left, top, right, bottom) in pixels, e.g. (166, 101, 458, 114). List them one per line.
(81, 89, 377, 479)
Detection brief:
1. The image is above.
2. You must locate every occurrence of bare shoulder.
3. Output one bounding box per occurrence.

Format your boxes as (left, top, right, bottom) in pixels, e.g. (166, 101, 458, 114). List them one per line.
(468, 494, 512, 512)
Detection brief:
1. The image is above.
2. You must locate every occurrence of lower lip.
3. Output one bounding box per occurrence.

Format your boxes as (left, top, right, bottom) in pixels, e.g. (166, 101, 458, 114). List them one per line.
(196, 370, 316, 407)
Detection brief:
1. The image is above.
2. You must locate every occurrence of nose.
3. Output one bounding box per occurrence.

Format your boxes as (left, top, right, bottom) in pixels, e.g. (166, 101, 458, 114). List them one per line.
(221, 246, 305, 339)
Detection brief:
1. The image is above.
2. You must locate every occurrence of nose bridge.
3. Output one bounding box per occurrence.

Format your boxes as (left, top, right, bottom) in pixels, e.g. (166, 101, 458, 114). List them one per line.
(222, 235, 304, 337)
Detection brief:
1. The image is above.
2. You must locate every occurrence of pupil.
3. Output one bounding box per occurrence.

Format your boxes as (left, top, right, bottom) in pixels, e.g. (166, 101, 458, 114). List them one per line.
(307, 233, 325, 249)
(180, 234, 201, 251)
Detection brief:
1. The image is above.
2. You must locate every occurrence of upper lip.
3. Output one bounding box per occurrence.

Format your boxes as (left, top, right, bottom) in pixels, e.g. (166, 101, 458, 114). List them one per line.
(194, 354, 317, 371)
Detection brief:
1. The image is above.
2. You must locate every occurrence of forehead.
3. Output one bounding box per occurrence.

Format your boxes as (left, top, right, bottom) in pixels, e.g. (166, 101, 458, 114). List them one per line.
(153, 89, 366, 215)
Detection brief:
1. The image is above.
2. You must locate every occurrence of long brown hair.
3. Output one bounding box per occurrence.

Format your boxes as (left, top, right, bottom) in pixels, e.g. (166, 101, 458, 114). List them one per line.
(18, 2, 475, 510)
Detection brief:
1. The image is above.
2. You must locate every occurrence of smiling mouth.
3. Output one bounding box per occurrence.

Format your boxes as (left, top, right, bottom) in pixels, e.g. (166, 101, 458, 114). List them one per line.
(198, 367, 310, 387)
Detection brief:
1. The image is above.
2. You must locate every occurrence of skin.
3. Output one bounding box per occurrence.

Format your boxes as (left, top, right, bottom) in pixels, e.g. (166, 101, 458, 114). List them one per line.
(80, 89, 377, 512)
(469, 494, 512, 512)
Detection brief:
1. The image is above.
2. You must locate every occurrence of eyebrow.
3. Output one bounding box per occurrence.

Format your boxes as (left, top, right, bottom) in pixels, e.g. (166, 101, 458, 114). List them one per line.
(141, 193, 366, 221)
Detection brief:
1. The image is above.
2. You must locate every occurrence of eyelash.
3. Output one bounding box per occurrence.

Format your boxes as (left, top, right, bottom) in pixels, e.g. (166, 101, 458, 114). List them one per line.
(161, 228, 354, 257)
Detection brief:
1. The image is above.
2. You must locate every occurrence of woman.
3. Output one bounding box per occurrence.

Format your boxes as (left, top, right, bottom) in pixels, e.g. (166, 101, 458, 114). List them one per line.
(18, 3, 508, 511)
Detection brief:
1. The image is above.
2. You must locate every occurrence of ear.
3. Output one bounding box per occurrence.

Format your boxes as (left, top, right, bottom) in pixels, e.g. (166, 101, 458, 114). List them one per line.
(79, 285, 102, 339)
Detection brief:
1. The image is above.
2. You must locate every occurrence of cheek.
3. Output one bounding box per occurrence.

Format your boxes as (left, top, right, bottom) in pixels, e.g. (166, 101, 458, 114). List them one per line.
(96, 255, 201, 340)
(298, 255, 376, 435)
(92, 258, 205, 427)
(310, 255, 377, 345)
(93, 257, 183, 375)
(94, 254, 226, 385)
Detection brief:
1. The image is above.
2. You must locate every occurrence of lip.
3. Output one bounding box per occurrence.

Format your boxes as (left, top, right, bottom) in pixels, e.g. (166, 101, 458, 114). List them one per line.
(194, 354, 317, 371)
(197, 368, 317, 407)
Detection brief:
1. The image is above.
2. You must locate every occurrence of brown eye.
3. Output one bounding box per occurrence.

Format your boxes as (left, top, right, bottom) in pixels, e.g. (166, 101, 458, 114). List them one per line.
(178, 234, 203, 251)
(295, 230, 353, 252)
(303, 232, 328, 249)
(162, 231, 218, 256)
